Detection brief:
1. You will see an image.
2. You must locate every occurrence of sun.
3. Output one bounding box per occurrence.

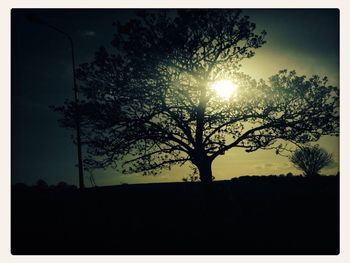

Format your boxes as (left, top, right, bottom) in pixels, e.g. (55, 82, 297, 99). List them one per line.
(211, 80, 237, 100)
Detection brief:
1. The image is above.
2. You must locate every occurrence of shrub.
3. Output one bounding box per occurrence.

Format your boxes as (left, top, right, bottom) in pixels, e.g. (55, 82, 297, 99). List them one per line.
(289, 145, 332, 177)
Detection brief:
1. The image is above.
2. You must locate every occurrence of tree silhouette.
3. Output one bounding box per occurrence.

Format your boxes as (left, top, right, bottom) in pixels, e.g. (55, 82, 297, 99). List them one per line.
(54, 10, 339, 184)
(290, 145, 333, 177)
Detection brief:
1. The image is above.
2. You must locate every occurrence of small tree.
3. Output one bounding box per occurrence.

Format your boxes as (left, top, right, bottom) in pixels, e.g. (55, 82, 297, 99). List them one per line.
(289, 145, 333, 177)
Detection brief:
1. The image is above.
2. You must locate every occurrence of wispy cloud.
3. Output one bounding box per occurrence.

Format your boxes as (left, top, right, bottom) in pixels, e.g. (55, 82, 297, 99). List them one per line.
(254, 162, 293, 171)
(254, 163, 274, 170)
(82, 30, 96, 37)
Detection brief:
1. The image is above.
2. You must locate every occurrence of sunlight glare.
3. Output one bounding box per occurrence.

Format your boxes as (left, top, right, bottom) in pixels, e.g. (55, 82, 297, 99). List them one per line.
(211, 80, 237, 100)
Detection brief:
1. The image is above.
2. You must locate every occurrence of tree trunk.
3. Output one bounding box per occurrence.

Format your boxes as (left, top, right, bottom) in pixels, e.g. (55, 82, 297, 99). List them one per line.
(197, 158, 213, 184)
(197, 158, 215, 221)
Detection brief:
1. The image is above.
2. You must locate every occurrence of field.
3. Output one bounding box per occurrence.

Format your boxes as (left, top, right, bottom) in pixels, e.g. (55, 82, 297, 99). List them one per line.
(11, 176, 339, 255)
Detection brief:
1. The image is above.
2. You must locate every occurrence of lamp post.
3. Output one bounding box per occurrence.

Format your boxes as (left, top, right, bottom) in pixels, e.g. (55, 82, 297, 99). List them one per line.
(28, 15, 85, 189)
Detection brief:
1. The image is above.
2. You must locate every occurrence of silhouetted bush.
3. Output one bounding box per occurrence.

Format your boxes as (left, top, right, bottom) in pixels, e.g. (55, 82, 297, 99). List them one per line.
(290, 145, 332, 177)
(182, 174, 200, 182)
(35, 179, 48, 190)
(54, 181, 77, 191)
(286, 172, 294, 177)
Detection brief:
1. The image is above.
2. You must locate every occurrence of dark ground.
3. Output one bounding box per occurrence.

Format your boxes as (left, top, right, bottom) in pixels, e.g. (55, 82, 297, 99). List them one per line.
(11, 175, 339, 255)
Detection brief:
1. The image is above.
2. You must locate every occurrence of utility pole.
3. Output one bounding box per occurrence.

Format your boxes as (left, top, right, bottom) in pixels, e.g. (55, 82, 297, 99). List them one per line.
(28, 15, 85, 189)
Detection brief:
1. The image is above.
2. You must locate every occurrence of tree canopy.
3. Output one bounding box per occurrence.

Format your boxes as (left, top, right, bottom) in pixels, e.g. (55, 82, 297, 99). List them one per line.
(55, 10, 339, 183)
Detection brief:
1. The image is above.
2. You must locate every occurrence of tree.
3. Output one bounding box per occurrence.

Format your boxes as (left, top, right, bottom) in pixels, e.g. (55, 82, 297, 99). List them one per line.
(289, 145, 333, 177)
(55, 10, 339, 184)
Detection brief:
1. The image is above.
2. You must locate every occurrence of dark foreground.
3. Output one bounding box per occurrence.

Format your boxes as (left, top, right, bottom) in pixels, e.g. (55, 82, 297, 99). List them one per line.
(11, 176, 339, 255)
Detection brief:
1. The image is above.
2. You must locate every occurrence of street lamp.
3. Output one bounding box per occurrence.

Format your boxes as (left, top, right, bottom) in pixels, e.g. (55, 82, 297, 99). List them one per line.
(27, 15, 85, 189)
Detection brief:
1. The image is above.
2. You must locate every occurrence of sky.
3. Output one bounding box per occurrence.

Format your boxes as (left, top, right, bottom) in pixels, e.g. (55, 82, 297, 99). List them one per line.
(11, 9, 339, 187)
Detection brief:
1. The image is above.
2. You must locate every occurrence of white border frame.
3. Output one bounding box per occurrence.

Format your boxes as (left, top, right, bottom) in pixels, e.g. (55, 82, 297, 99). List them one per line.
(2, 1, 349, 263)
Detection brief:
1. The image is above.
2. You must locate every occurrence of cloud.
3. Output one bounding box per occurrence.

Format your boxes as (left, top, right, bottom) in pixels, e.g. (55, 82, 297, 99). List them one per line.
(254, 163, 275, 170)
(82, 30, 96, 37)
(323, 161, 338, 170)
(254, 162, 293, 171)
